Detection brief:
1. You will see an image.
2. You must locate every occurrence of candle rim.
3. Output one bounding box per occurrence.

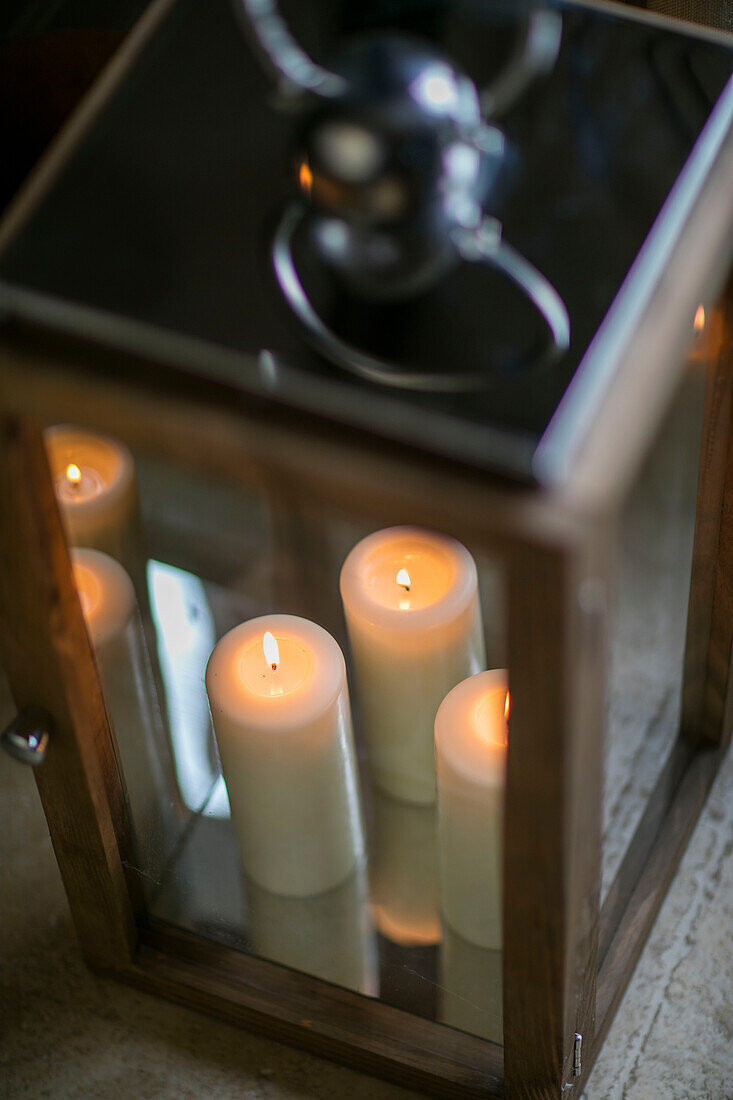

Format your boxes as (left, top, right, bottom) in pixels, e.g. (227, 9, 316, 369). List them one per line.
(206, 614, 347, 732)
(340, 526, 478, 631)
(435, 669, 509, 784)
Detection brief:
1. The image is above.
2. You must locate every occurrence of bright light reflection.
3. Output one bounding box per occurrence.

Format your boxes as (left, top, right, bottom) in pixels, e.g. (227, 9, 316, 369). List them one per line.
(299, 160, 312, 194)
(694, 304, 705, 333)
(409, 64, 457, 114)
(148, 560, 229, 819)
(263, 630, 280, 671)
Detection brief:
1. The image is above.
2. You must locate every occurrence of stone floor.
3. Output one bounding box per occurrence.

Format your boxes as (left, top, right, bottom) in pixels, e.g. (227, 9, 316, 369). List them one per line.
(2, 731, 731, 1099)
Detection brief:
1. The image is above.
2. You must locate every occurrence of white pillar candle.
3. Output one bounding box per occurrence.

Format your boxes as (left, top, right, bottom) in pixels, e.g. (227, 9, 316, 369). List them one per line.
(340, 526, 485, 805)
(369, 788, 440, 946)
(47, 426, 175, 762)
(205, 614, 364, 896)
(45, 425, 138, 570)
(247, 867, 377, 995)
(435, 669, 508, 949)
(71, 548, 177, 876)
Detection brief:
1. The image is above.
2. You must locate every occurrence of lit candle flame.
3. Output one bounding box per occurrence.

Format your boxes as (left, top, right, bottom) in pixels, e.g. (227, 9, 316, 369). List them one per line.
(299, 161, 313, 195)
(504, 691, 511, 721)
(263, 631, 280, 672)
(396, 568, 411, 591)
(694, 304, 705, 333)
(66, 463, 81, 488)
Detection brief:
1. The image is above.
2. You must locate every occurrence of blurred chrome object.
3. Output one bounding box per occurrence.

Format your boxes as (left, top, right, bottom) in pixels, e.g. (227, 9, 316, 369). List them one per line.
(238, 0, 568, 387)
(273, 203, 570, 392)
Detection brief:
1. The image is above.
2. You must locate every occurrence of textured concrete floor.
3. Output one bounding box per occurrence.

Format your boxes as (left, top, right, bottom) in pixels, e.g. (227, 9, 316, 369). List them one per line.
(2, 736, 732, 1099)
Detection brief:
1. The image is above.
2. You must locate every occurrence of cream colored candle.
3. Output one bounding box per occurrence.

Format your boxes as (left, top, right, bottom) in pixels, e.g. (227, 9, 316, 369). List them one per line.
(340, 526, 485, 805)
(435, 669, 508, 949)
(45, 425, 138, 568)
(369, 789, 440, 946)
(48, 426, 173, 759)
(205, 614, 364, 896)
(247, 866, 377, 995)
(71, 548, 177, 876)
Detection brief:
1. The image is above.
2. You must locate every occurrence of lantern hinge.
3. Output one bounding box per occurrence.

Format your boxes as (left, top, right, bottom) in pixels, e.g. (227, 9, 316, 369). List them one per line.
(562, 1033, 583, 1090)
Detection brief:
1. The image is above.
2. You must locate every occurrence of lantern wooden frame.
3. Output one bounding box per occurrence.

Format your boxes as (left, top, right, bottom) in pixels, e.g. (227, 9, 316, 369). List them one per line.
(0, 3, 732, 1098)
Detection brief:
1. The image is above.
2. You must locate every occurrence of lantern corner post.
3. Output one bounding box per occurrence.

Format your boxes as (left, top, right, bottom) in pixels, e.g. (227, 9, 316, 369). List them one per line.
(0, 413, 140, 973)
(503, 519, 607, 1100)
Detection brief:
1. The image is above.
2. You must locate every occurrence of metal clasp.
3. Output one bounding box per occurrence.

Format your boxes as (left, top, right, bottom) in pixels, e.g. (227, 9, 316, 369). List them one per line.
(1, 707, 53, 766)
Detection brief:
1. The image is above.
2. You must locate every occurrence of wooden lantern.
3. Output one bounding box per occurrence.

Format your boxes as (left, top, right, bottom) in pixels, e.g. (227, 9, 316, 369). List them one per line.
(0, 2, 731, 1097)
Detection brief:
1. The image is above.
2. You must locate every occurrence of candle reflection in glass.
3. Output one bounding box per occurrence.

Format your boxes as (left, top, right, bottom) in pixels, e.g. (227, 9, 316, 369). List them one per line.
(45, 425, 139, 572)
(689, 301, 724, 363)
(72, 548, 176, 876)
(369, 788, 440, 947)
(247, 866, 377, 995)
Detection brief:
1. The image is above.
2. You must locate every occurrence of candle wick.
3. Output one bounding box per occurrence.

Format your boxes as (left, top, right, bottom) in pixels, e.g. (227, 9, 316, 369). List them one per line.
(271, 663, 278, 672)
(396, 568, 411, 593)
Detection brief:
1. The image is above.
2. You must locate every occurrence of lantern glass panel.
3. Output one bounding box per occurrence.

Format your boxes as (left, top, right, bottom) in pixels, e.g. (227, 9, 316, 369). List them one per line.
(47, 428, 508, 1044)
(601, 343, 707, 902)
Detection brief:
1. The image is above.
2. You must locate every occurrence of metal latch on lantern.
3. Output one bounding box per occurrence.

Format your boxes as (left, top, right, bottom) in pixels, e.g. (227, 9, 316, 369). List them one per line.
(1, 707, 53, 765)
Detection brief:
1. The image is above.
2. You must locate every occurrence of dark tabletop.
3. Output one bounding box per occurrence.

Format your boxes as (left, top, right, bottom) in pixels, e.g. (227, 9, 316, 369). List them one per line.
(0, 0, 730, 478)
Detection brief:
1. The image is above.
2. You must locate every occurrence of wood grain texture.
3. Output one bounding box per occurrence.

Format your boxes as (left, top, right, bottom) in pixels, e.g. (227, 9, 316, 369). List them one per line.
(0, 325, 584, 556)
(681, 286, 733, 748)
(126, 921, 504, 1100)
(699, 296, 733, 748)
(681, 358, 731, 740)
(503, 533, 604, 1099)
(0, 416, 139, 969)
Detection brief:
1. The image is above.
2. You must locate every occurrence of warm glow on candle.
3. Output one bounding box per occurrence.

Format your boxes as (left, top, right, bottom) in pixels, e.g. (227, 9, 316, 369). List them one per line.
(72, 562, 99, 618)
(340, 527, 484, 804)
(240, 628, 312, 699)
(299, 161, 313, 195)
(694, 304, 705, 333)
(263, 631, 280, 672)
(504, 691, 511, 721)
(435, 669, 507, 949)
(475, 688, 509, 748)
(66, 463, 82, 487)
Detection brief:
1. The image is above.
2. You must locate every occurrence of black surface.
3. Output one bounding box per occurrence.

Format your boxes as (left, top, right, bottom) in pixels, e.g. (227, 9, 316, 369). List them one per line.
(0, 0, 730, 477)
